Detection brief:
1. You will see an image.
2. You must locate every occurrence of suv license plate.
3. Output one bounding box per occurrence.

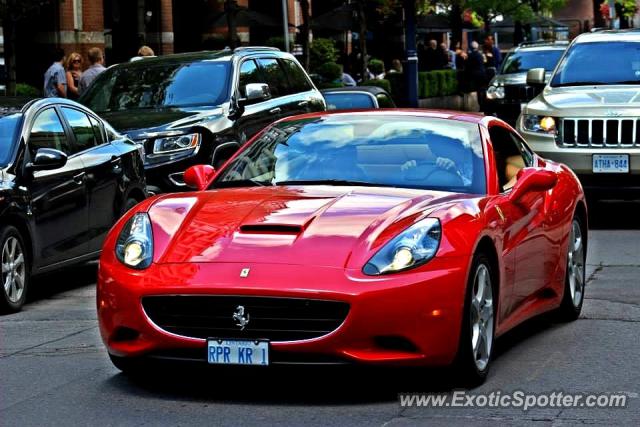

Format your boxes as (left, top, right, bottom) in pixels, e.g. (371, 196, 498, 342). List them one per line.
(207, 339, 269, 366)
(592, 155, 629, 173)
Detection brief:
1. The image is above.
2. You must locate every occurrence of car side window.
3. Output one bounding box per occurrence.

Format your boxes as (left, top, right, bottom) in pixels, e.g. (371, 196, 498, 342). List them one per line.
(489, 126, 527, 192)
(88, 115, 106, 146)
(238, 59, 264, 98)
(256, 58, 289, 98)
(282, 59, 313, 93)
(28, 108, 71, 156)
(376, 93, 394, 108)
(60, 107, 100, 154)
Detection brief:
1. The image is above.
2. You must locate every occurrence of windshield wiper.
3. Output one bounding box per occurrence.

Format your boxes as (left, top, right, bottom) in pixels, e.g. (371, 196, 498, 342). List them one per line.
(275, 179, 392, 187)
(552, 81, 609, 87)
(212, 179, 272, 188)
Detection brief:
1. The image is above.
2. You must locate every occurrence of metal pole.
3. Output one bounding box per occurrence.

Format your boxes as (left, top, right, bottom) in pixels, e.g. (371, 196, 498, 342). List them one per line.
(608, 0, 617, 29)
(282, 0, 290, 52)
(404, 0, 418, 107)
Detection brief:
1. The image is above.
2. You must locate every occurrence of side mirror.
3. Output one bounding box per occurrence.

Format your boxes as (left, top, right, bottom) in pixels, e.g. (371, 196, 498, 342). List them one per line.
(184, 164, 216, 191)
(509, 167, 557, 203)
(26, 148, 67, 172)
(526, 68, 546, 86)
(239, 83, 271, 105)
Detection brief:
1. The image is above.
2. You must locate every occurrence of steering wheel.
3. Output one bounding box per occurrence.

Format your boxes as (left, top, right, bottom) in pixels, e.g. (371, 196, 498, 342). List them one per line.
(403, 160, 464, 186)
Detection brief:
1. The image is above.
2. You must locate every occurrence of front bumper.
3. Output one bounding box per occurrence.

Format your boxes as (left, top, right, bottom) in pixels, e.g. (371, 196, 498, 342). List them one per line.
(519, 130, 640, 192)
(97, 257, 470, 367)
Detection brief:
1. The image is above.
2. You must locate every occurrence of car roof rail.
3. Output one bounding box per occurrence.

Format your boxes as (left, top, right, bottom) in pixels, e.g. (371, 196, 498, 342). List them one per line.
(518, 40, 568, 47)
(233, 46, 281, 53)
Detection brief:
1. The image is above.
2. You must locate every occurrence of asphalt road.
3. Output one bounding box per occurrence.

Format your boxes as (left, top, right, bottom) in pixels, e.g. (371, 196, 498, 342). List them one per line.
(1, 201, 639, 427)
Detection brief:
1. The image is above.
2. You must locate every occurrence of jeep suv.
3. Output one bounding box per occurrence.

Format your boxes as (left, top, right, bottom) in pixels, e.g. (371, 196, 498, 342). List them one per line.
(80, 47, 325, 194)
(485, 41, 567, 125)
(517, 31, 640, 197)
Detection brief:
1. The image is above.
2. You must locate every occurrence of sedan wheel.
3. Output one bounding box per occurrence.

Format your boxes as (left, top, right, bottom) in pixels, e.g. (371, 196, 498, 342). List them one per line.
(558, 216, 586, 321)
(0, 226, 29, 313)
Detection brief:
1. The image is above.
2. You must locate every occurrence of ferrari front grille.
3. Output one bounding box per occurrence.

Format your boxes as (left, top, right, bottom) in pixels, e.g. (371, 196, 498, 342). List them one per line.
(142, 295, 350, 342)
(557, 118, 640, 148)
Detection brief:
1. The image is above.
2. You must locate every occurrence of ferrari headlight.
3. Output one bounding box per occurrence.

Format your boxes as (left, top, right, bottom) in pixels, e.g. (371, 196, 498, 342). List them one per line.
(152, 133, 200, 154)
(522, 115, 556, 133)
(115, 213, 153, 269)
(363, 218, 441, 275)
(486, 84, 505, 100)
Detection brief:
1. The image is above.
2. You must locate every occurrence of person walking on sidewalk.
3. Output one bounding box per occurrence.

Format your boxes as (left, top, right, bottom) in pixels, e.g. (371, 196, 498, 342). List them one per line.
(78, 48, 106, 96)
(43, 48, 67, 98)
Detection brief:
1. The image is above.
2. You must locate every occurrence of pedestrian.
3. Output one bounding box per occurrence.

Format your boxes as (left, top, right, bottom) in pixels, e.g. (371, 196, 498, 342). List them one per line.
(466, 41, 488, 110)
(137, 45, 155, 57)
(422, 40, 447, 71)
(78, 47, 106, 96)
(440, 42, 456, 70)
(483, 38, 498, 80)
(387, 59, 403, 74)
(485, 36, 502, 70)
(43, 48, 67, 98)
(65, 52, 83, 100)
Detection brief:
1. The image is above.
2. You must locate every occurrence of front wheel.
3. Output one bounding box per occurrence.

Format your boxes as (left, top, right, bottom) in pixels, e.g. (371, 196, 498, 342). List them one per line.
(453, 252, 496, 386)
(557, 217, 586, 321)
(0, 226, 30, 314)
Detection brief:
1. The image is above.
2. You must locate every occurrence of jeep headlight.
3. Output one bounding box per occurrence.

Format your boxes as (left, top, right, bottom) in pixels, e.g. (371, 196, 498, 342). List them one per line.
(152, 133, 201, 154)
(522, 115, 556, 133)
(486, 84, 505, 100)
(115, 213, 153, 269)
(363, 218, 441, 275)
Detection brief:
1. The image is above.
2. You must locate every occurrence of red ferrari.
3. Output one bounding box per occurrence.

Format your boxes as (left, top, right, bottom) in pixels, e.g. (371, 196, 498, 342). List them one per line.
(97, 111, 587, 384)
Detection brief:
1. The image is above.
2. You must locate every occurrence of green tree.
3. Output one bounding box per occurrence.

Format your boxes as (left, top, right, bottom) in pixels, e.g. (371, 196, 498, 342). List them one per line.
(0, 0, 54, 96)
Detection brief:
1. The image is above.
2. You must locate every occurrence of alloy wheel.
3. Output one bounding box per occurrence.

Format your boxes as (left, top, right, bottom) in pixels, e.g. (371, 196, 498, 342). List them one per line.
(567, 220, 585, 308)
(470, 263, 494, 372)
(2, 236, 26, 304)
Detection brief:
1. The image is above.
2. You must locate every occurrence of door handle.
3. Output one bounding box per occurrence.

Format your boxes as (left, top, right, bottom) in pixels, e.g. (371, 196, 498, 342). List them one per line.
(73, 172, 86, 184)
(269, 107, 282, 115)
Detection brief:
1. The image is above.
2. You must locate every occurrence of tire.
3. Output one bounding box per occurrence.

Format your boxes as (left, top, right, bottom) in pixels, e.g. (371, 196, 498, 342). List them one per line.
(453, 252, 496, 387)
(0, 226, 30, 314)
(557, 216, 586, 321)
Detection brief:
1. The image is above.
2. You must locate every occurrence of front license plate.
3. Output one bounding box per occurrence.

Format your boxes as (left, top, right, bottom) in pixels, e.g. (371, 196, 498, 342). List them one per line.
(207, 339, 269, 366)
(592, 154, 629, 173)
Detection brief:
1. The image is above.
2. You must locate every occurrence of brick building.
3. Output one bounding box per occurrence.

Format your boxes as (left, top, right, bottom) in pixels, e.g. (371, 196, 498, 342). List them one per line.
(13, 0, 323, 89)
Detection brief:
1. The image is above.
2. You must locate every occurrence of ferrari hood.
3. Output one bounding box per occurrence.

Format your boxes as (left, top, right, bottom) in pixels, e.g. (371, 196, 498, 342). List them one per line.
(148, 186, 466, 268)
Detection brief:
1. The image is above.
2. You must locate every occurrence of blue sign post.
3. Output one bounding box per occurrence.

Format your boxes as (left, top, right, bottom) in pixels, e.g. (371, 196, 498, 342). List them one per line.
(404, 0, 419, 107)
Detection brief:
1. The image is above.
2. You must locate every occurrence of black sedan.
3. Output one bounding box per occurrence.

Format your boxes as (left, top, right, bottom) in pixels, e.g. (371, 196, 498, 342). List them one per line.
(321, 86, 396, 110)
(0, 98, 146, 313)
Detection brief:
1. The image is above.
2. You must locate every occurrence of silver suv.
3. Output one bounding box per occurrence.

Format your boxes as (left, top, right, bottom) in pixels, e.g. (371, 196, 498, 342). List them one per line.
(517, 30, 640, 197)
(485, 41, 567, 125)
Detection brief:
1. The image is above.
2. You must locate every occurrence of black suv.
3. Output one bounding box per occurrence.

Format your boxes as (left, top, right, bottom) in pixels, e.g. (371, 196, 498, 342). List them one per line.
(0, 98, 146, 312)
(80, 47, 326, 194)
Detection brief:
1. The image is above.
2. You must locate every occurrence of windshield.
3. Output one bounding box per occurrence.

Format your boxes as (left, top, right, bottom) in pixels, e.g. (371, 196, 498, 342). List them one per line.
(324, 93, 376, 110)
(500, 49, 564, 74)
(213, 115, 486, 194)
(0, 114, 21, 166)
(81, 61, 231, 112)
(551, 41, 640, 87)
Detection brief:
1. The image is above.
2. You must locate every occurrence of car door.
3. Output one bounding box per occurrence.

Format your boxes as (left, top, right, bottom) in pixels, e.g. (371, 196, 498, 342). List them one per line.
(59, 106, 122, 253)
(255, 58, 296, 118)
(488, 125, 549, 314)
(233, 58, 283, 144)
(26, 107, 89, 267)
(280, 58, 323, 114)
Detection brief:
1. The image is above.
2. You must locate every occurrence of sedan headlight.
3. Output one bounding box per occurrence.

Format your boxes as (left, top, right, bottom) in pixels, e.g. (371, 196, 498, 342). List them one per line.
(115, 213, 153, 269)
(363, 218, 441, 275)
(522, 115, 556, 133)
(152, 133, 201, 154)
(486, 84, 505, 100)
